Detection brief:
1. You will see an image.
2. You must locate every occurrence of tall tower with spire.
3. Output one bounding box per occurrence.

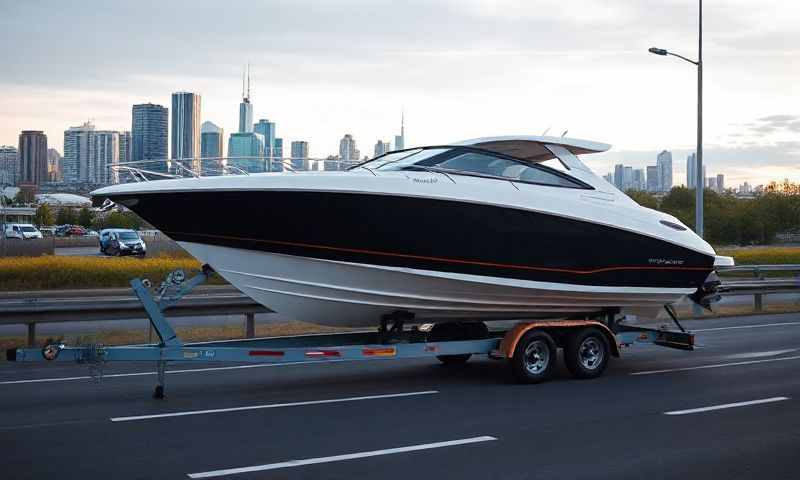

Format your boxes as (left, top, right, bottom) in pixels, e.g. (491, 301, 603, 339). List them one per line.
(238, 64, 253, 133)
(394, 110, 405, 150)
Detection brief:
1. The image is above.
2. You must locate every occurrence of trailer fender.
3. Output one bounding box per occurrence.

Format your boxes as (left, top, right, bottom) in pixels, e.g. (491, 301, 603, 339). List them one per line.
(499, 320, 620, 359)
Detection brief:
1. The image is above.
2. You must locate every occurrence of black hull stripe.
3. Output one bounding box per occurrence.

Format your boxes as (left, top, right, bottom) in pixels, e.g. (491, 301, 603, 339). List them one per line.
(170, 231, 711, 276)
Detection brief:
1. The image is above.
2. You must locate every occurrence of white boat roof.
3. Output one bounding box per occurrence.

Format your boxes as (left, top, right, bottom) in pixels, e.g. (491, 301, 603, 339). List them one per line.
(452, 135, 611, 162)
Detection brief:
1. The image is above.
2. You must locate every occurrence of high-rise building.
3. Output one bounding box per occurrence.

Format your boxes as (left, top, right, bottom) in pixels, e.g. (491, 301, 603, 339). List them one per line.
(632, 169, 646, 191)
(290, 141, 309, 170)
(18, 130, 48, 188)
(339, 134, 359, 164)
(93, 131, 120, 184)
(200, 121, 224, 174)
(602, 172, 613, 185)
(613, 164, 624, 190)
(273, 138, 284, 171)
(253, 119, 276, 159)
(374, 140, 391, 158)
(656, 150, 673, 192)
(686, 153, 697, 189)
(707, 176, 717, 191)
(716, 174, 725, 193)
(394, 111, 405, 150)
(171, 92, 202, 173)
(0, 146, 19, 186)
(622, 166, 633, 191)
(63, 121, 95, 183)
(239, 65, 253, 133)
(46, 148, 62, 182)
(119, 131, 132, 164)
(132, 103, 168, 172)
(646, 165, 659, 192)
(228, 132, 265, 173)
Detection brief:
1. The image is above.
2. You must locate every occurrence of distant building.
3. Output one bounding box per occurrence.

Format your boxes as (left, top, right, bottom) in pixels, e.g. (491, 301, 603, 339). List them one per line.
(716, 174, 725, 192)
(200, 121, 224, 173)
(171, 91, 202, 173)
(394, 111, 405, 150)
(632, 169, 646, 191)
(686, 153, 697, 189)
(46, 148, 62, 182)
(290, 141, 309, 170)
(374, 140, 391, 158)
(339, 134, 359, 164)
(118, 131, 132, 164)
(253, 119, 276, 159)
(132, 103, 168, 171)
(656, 150, 673, 192)
(273, 138, 284, 171)
(0, 146, 19, 186)
(623, 166, 633, 191)
(228, 132, 265, 173)
(646, 165, 659, 192)
(63, 122, 95, 184)
(93, 131, 120, 184)
(602, 172, 613, 185)
(18, 131, 48, 189)
(239, 65, 253, 133)
(613, 164, 624, 190)
(707, 176, 717, 191)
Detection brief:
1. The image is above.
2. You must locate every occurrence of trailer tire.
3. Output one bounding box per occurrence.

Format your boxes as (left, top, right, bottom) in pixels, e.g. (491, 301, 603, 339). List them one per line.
(511, 330, 556, 383)
(564, 327, 610, 379)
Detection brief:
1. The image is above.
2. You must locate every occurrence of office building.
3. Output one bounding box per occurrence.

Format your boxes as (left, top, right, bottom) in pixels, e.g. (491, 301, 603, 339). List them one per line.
(273, 138, 284, 171)
(132, 103, 168, 172)
(686, 153, 697, 189)
(253, 119, 276, 158)
(716, 174, 725, 192)
(602, 173, 613, 185)
(339, 134, 359, 164)
(0, 146, 19, 186)
(171, 91, 202, 173)
(46, 149, 62, 182)
(63, 122, 95, 183)
(290, 141, 309, 170)
(200, 121, 224, 174)
(613, 164, 624, 190)
(93, 130, 120, 184)
(374, 140, 391, 158)
(656, 150, 673, 192)
(228, 132, 265, 173)
(118, 131, 132, 164)
(646, 165, 659, 192)
(239, 65, 253, 133)
(394, 111, 405, 150)
(632, 169, 646, 191)
(707, 176, 717, 191)
(18, 130, 48, 188)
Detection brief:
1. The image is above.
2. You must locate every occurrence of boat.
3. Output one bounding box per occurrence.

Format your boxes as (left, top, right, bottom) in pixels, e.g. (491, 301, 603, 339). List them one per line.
(92, 136, 731, 327)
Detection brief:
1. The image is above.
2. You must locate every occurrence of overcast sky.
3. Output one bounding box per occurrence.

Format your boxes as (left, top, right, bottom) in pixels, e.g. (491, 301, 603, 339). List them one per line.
(1, 0, 798, 185)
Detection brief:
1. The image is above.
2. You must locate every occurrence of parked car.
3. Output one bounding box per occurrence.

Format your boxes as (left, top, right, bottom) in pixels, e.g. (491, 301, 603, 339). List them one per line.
(4, 223, 44, 240)
(99, 229, 146, 256)
(39, 226, 56, 237)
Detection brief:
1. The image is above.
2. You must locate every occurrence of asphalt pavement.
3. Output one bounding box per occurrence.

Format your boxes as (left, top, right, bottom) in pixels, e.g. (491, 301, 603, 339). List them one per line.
(2, 313, 800, 479)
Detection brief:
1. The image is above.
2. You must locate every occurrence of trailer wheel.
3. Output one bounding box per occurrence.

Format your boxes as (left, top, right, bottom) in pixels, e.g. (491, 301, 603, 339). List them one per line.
(511, 330, 556, 383)
(564, 327, 610, 379)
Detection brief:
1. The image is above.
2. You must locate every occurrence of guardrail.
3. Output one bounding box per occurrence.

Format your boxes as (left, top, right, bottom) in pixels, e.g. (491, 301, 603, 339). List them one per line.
(1, 266, 798, 348)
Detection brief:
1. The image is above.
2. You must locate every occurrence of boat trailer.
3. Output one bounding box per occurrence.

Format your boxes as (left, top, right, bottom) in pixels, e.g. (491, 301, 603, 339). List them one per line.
(7, 267, 696, 398)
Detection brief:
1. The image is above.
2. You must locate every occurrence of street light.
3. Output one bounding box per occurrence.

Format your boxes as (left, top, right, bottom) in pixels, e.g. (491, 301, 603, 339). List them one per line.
(649, 0, 704, 238)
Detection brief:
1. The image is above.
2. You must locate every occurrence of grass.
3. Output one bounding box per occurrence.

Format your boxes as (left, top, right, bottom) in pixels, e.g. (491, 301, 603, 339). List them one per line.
(717, 246, 800, 265)
(0, 256, 226, 291)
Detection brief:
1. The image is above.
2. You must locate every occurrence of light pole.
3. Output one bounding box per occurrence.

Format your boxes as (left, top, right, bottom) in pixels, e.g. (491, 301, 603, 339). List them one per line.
(649, 0, 703, 238)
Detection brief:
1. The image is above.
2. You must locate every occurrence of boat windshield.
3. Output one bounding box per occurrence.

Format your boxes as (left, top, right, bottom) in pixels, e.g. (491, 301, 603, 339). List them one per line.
(362, 147, 587, 189)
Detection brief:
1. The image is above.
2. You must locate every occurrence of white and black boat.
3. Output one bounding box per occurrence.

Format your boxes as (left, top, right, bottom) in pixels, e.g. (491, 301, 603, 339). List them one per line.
(92, 136, 731, 327)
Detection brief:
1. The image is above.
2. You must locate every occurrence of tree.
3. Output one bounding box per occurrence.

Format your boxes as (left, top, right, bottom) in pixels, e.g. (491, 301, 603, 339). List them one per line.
(33, 204, 54, 226)
(625, 190, 658, 210)
(55, 208, 77, 226)
(76, 207, 94, 228)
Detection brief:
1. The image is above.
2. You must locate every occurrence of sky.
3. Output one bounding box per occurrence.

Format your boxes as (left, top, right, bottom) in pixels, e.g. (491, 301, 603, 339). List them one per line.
(1, 0, 798, 186)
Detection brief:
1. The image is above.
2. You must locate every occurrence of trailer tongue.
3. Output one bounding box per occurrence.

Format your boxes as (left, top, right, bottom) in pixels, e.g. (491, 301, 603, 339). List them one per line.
(7, 267, 695, 398)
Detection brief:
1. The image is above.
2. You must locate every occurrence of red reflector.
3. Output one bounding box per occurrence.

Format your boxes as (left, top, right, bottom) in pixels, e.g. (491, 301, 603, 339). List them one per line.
(248, 350, 284, 357)
(305, 350, 341, 357)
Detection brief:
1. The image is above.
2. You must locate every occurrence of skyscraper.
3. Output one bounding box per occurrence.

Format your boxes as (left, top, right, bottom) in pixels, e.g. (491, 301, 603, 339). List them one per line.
(132, 103, 168, 171)
(632, 169, 646, 191)
(171, 91, 202, 173)
(93, 130, 120, 184)
(253, 119, 276, 159)
(613, 164, 624, 190)
(228, 132, 265, 173)
(374, 140, 391, 158)
(239, 65, 253, 133)
(46, 149, 62, 182)
(18, 130, 48, 188)
(656, 150, 673, 192)
(646, 165, 659, 192)
(290, 141, 309, 170)
(0, 146, 19, 186)
(274, 138, 284, 170)
(686, 153, 697, 189)
(200, 121, 224, 174)
(119, 131, 132, 164)
(716, 174, 725, 192)
(339, 134, 359, 165)
(623, 166, 633, 191)
(63, 121, 95, 183)
(394, 111, 405, 150)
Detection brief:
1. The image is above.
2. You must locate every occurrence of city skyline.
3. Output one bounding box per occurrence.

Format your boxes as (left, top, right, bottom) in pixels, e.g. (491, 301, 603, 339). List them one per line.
(1, 1, 798, 185)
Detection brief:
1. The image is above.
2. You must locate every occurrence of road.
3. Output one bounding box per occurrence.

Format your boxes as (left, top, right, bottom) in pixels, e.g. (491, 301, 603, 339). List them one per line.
(2, 313, 800, 479)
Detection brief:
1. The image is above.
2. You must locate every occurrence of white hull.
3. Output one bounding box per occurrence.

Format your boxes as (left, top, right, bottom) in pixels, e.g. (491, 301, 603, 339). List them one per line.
(180, 242, 691, 327)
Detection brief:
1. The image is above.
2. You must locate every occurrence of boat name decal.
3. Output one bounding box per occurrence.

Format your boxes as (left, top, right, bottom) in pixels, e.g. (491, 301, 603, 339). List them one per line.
(648, 258, 685, 266)
(413, 177, 438, 184)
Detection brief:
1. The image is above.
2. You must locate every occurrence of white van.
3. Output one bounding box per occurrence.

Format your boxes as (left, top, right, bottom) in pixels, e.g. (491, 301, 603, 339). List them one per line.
(4, 223, 44, 240)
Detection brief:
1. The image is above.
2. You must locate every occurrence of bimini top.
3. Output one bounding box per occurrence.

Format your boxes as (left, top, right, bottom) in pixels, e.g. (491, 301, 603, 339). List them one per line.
(452, 135, 611, 163)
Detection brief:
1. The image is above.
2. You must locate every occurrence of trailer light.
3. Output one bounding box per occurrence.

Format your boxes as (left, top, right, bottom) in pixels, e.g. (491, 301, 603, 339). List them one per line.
(305, 350, 341, 357)
(362, 347, 396, 357)
(248, 350, 285, 357)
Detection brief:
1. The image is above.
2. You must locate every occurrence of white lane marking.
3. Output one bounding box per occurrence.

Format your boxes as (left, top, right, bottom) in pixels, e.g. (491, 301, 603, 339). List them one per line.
(111, 391, 438, 422)
(0, 360, 347, 385)
(725, 349, 797, 360)
(694, 321, 800, 332)
(187, 436, 498, 478)
(631, 355, 800, 375)
(664, 397, 789, 415)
